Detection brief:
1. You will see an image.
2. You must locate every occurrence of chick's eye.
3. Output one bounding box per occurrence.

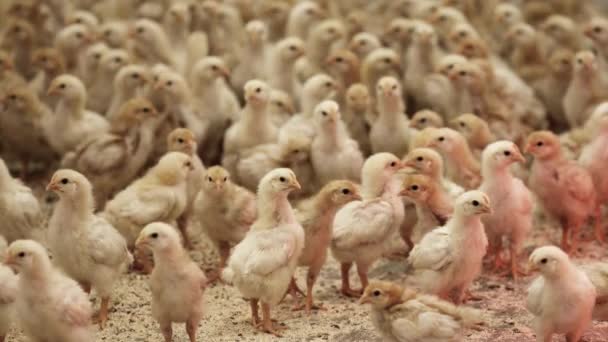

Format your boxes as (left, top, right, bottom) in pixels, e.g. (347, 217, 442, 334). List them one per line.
(255, 87, 261, 93)
(166, 81, 173, 86)
(208, 177, 213, 182)
(61, 178, 69, 184)
(137, 27, 144, 34)
(75, 32, 83, 38)
(372, 290, 381, 296)
(472, 200, 479, 206)
(18, 252, 25, 258)
(438, 136, 445, 141)
(325, 82, 332, 87)
(279, 177, 286, 182)
(9, 95, 16, 100)
(150, 233, 158, 239)
(60, 83, 66, 89)
(341, 188, 350, 194)
(211, 65, 218, 70)
(223, 177, 227, 181)
(416, 156, 423, 161)
(142, 107, 150, 113)
(390, 161, 397, 167)
(177, 138, 184, 143)
(536, 141, 544, 147)
(321, 111, 328, 116)
(420, 118, 426, 123)
(384, 58, 391, 63)
(503, 151, 511, 156)
(540, 258, 548, 264)
(594, 27, 602, 33)
(293, 149, 299, 153)
(132, 73, 139, 78)
(411, 185, 419, 190)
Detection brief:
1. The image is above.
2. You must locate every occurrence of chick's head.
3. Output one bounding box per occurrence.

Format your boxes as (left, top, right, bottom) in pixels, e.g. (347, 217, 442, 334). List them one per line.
(349, 32, 380, 56)
(153, 152, 194, 185)
(346, 84, 370, 111)
(362, 153, 402, 186)
(303, 74, 337, 103)
(360, 280, 407, 309)
(203, 166, 231, 193)
(57, 24, 94, 50)
(494, 4, 521, 26)
(412, 22, 438, 46)
(258, 168, 300, 195)
(364, 48, 400, 74)
(245, 20, 268, 45)
(403, 148, 444, 177)
(111, 97, 158, 132)
(83, 43, 109, 69)
(524, 131, 561, 160)
(573, 50, 599, 74)
(547, 49, 573, 75)
(154, 72, 188, 98)
(313, 100, 340, 128)
(130, 19, 164, 45)
(192, 57, 230, 82)
(168, 128, 197, 155)
(399, 173, 434, 202)
(67, 10, 99, 28)
(0, 88, 37, 112)
(47, 74, 85, 100)
(279, 135, 311, 163)
(482, 141, 525, 169)
(410, 110, 444, 129)
(325, 49, 359, 74)
(436, 54, 467, 76)
(455, 190, 492, 216)
(277, 37, 305, 62)
(136, 222, 181, 254)
(270, 89, 295, 116)
(450, 113, 486, 139)
(376, 76, 402, 102)
(32, 48, 65, 73)
(584, 17, 608, 43)
(383, 18, 416, 44)
(244, 80, 270, 107)
(100, 49, 130, 72)
(528, 245, 571, 277)
(116, 64, 149, 89)
(5, 19, 34, 43)
(426, 127, 463, 153)
(4, 240, 49, 274)
(321, 180, 362, 206)
(47, 169, 92, 199)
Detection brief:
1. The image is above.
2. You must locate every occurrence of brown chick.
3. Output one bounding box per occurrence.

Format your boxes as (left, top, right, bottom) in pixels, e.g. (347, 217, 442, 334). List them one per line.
(532, 49, 573, 131)
(344, 83, 373, 155)
(3, 19, 37, 80)
(525, 131, 600, 253)
(450, 113, 497, 158)
(539, 14, 586, 54)
(30, 48, 66, 105)
(292, 180, 361, 313)
(0, 51, 27, 94)
(325, 49, 361, 99)
(410, 109, 445, 130)
(505, 23, 547, 83)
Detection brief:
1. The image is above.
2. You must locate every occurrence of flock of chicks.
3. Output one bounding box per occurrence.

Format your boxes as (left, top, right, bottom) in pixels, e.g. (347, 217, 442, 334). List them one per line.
(1, 0, 608, 341)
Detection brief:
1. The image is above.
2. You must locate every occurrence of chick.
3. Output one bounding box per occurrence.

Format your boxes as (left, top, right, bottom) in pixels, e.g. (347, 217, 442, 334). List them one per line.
(3, 19, 37, 79)
(193, 166, 255, 279)
(361, 48, 401, 103)
(331, 153, 405, 297)
(404, 22, 443, 108)
(360, 280, 484, 342)
(450, 113, 497, 158)
(135, 223, 207, 342)
(532, 49, 573, 131)
(5, 240, 93, 342)
(55, 24, 93, 75)
(286, 1, 325, 40)
(370, 76, 411, 157)
(47, 170, 132, 328)
(407, 191, 491, 304)
(410, 109, 444, 130)
(343, 83, 372, 155)
(266, 36, 305, 99)
(293, 180, 361, 313)
(0, 235, 16, 342)
(584, 17, 608, 65)
(403, 147, 465, 199)
(62, 98, 162, 207)
(102, 152, 193, 250)
(527, 246, 596, 342)
(30, 48, 66, 105)
(232, 20, 269, 97)
(167, 128, 206, 248)
(47, 74, 110, 154)
(399, 173, 453, 248)
(504, 23, 546, 83)
(295, 19, 345, 86)
(539, 14, 585, 54)
(382, 18, 419, 59)
(0, 51, 26, 93)
(107, 64, 150, 119)
(0, 158, 43, 244)
(563, 50, 608, 128)
(257, 1, 290, 42)
(421, 54, 467, 119)
(222, 169, 304, 336)
(162, 2, 196, 75)
(79, 42, 110, 88)
(325, 49, 361, 107)
(223, 80, 277, 178)
(129, 19, 176, 68)
(480, 141, 533, 279)
(268, 89, 296, 129)
(311, 100, 364, 186)
(580, 262, 608, 321)
(66, 10, 99, 31)
(88, 48, 131, 114)
(190, 56, 240, 165)
(425, 128, 481, 190)
(349, 32, 382, 60)
(99, 21, 129, 48)
(525, 131, 599, 253)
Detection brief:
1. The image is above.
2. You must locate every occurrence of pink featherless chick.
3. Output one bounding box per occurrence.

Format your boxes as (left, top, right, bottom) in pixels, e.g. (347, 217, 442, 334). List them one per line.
(525, 131, 600, 254)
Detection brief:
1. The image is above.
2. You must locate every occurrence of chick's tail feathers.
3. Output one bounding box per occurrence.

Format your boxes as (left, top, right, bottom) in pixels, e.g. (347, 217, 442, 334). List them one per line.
(417, 294, 486, 328)
(221, 267, 234, 285)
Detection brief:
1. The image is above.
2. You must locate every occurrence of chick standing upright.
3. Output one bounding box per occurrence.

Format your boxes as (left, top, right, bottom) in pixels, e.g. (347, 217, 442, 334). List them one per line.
(223, 169, 304, 336)
(370, 76, 411, 157)
(407, 191, 491, 304)
(331, 153, 405, 297)
(527, 246, 596, 342)
(0, 236, 16, 342)
(136, 223, 207, 342)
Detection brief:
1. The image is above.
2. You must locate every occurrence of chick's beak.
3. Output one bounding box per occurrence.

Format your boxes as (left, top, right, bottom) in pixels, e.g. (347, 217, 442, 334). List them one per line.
(220, 67, 231, 80)
(46, 181, 60, 192)
(523, 141, 534, 155)
(290, 179, 302, 191)
(47, 85, 59, 96)
(512, 148, 526, 163)
(479, 203, 492, 214)
(3, 254, 16, 269)
(527, 260, 539, 273)
(358, 294, 371, 305)
(135, 235, 148, 249)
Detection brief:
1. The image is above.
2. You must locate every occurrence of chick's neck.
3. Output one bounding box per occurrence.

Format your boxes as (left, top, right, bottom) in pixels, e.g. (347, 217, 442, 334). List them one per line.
(56, 93, 86, 118)
(256, 190, 296, 228)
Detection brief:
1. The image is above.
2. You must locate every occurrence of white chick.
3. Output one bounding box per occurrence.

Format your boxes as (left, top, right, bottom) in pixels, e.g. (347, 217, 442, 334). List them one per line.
(129, 19, 176, 67)
(286, 1, 325, 40)
(4, 240, 93, 342)
(107, 64, 150, 119)
(426, 128, 481, 189)
(360, 280, 484, 342)
(311, 100, 364, 186)
(325, 49, 362, 107)
(193, 166, 256, 279)
(232, 20, 269, 96)
(102, 152, 193, 249)
(99, 21, 129, 48)
(404, 22, 443, 108)
(30, 48, 66, 105)
(480, 141, 533, 279)
(54, 24, 93, 75)
(410, 109, 445, 130)
(162, 2, 195, 75)
(268, 89, 296, 129)
(361, 48, 401, 103)
(407, 191, 491, 304)
(223, 80, 278, 177)
(403, 147, 465, 199)
(279, 73, 338, 141)
(62, 98, 162, 208)
(331, 153, 405, 297)
(135, 223, 207, 342)
(222, 168, 304, 336)
(190, 56, 240, 165)
(0, 236, 17, 342)
(266, 36, 305, 98)
(47, 170, 132, 328)
(0, 158, 44, 244)
(46, 74, 110, 154)
(67, 10, 99, 31)
(293, 180, 361, 313)
(349, 32, 382, 60)
(88, 48, 131, 114)
(370, 76, 411, 157)
(527, 246, 596, 342)
(79, 42, 110, 88)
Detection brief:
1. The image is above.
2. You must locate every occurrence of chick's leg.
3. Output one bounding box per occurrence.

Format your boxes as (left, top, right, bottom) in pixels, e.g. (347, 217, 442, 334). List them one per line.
(186, 318, 198, 342)
(160, 322, 173, 342)
(257, 302, 286, 337)
(355, 262, 370, 293)
(94, 297, 110, 329)
(340, 262, 361, 297)
(295, 262, 326, 314)
(249, 299, 260, 327)
(208, 242, 231, 283)
(594, 205, 606, 244)
(566, 331, 583, 342)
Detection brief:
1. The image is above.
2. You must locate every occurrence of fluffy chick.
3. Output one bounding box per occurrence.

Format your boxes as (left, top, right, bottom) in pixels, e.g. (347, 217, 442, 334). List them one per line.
(532, 49, 573, 131)
(222, 169, 304, 336)
(343, 83, 373, 155)
(402, 148, 465, 199)
(331, 153, 405, 297)
(129, 19, 176, 67)
(266, 36, 305, 98)
(5, 240, 93, 342)
(30, 48, 66, 105)
(0, 236, 17, 342)
(370, 76, 411, 157)
(360, 280, 484, 342)
(525, 131, 599, 253)
(232, 20, 269, 97)
(46, 74, 110, 154)
(407, 190, 491, 304)
(192, 166, 256, 279)
(286, 1, 325, 40)
(0, 158, 44, 244)
(107, 64, 150, 119)
(349, 32, 382, 60)
(527, 246, 596, 342)
(293, 180, 361, 313)
(47, 170, 132, 328)
(480, 141, 533, 279)
(136, 223, 207, 342)
(410, 109, 444, 130)
(426, 128, 481, 189)
(361, 48, 401, 103)
(450, 113, 497, 158)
